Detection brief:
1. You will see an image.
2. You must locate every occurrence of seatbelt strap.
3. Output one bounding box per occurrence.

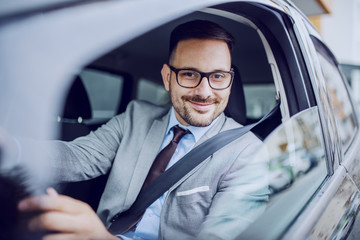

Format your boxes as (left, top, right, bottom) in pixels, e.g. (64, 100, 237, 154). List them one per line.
(108, 101, 280, 234)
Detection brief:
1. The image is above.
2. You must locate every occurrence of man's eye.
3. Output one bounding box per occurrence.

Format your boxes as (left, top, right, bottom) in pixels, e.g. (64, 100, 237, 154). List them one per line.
(212, 73, 226, 80)
(180, 71, 197, 79)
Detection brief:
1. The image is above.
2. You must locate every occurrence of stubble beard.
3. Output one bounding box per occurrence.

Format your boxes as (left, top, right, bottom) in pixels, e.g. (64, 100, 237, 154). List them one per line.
(172, 94, 221, 127)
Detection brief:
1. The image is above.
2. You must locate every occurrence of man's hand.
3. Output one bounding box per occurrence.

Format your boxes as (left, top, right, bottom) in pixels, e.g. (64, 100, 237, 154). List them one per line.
(18, 188, 119, 240)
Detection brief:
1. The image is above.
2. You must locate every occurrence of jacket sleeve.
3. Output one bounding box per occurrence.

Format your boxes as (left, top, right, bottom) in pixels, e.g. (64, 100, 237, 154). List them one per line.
(47, 100, 166, 183)
(48, 113, 126, 182)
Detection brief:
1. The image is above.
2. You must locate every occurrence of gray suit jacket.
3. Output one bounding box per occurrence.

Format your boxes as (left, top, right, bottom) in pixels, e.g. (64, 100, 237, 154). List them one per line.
(51, 100, 268, 239)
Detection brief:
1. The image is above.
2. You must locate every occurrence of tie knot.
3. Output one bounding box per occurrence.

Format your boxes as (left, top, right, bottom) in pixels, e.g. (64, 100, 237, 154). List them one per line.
(172, 125, 190, 143)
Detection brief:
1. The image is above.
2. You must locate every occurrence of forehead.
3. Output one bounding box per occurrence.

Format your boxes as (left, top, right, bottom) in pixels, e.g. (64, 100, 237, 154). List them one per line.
(172, 39, 231, 70)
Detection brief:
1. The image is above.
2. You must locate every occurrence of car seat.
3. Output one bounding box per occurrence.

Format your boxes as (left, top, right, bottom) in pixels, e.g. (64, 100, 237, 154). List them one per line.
(59, 76, 92, 141)
(225, 65, 281, 140)
(57, 76, 108, 210)
(224, 65, 247, 126)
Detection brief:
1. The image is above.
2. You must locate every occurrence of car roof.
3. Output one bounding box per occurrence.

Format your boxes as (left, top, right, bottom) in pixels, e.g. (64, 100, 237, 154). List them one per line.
(0, 0, 287, 18)
(0, 0, 83, 18)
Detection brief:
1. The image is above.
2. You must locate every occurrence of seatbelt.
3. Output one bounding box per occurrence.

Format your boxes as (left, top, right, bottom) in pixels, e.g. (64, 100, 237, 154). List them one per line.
(108, 101, 280, 234)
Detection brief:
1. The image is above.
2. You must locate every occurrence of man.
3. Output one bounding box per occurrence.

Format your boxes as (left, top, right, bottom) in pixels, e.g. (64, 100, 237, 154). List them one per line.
(17, 20, 267, 239)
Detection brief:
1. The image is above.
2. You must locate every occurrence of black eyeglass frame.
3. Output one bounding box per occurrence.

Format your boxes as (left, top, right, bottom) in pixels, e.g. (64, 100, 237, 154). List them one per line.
(168, 64, 234, 90)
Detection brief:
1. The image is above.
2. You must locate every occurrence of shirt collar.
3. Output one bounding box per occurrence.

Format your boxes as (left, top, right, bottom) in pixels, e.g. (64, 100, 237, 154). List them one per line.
(167, 107, 220, 143)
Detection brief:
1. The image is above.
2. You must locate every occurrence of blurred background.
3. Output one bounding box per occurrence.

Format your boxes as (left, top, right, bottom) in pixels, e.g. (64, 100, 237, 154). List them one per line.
(293, 0, 360, 109)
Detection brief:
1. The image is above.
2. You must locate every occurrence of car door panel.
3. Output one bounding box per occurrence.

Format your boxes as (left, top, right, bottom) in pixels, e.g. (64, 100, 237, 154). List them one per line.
(308, 175, 360, 240)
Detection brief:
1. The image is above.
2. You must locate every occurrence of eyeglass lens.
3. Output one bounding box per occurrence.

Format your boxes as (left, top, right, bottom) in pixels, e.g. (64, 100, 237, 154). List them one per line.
(177, 70, 232, 89)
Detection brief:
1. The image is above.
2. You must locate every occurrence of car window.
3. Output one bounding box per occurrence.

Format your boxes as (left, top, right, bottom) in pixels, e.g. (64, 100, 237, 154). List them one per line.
(79, 10, 282, 130)
(80, 69, 124, 120)
(136, 78, 170, 105)
(55, 4, 304, 223)
(244, 83, 277, 119)
(239, 107, 327, 239)
(313, 41, 358, 151)
(340, 63, 360, 117)
(57, 69, 127, 140)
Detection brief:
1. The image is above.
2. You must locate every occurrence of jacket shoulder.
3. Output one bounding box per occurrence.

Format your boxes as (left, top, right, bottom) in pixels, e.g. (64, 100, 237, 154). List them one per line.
(125, 100, 170, 118)
(223, 115, 261, 143)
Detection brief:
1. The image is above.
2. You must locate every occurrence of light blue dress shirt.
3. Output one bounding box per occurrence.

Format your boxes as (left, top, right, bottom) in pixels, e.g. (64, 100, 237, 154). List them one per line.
(118, 107, 219, 240)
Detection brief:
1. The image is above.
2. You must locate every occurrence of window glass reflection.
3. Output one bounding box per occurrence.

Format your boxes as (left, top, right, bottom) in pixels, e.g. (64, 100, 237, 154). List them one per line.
(265, 107, 327, 197)
(239, 107, 327, 239)
(316, 52, 357, 150)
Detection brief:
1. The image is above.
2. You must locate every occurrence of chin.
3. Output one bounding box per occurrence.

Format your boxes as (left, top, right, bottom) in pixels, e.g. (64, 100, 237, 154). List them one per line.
(191, 122, 212, 127)
(188, 113, 216, 127)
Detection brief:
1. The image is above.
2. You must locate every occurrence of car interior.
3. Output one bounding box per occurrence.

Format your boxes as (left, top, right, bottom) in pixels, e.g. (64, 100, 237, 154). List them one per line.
(55, 8, 283, 210)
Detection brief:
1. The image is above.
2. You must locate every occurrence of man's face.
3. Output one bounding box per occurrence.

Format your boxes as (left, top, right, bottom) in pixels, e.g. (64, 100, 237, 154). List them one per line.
(161, 39, 232, 127)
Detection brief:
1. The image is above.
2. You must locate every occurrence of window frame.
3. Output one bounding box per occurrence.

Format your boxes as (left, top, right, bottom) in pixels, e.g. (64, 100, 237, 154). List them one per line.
(214, 2, 312, 117)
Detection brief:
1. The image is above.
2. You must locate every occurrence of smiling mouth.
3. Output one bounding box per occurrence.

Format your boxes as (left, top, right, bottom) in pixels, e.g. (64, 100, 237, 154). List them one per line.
(189, 100, 212, 108)
(182, 96, 218, 111)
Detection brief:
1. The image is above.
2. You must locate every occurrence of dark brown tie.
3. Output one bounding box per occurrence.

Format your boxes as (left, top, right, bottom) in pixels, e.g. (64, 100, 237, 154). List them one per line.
(120, 125, 190, 233)
(142, 125, 190, 189)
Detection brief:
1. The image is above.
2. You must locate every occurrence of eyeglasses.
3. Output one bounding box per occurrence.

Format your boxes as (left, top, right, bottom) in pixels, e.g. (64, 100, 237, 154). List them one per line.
(168, 64, 234, 90)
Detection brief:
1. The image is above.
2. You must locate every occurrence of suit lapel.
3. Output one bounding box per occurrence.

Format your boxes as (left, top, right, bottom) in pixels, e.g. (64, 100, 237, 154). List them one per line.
(124, 111, 170, 207)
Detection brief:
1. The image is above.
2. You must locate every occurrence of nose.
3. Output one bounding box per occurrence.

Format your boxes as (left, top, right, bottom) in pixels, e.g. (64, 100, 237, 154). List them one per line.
(194, 76, 213, 97)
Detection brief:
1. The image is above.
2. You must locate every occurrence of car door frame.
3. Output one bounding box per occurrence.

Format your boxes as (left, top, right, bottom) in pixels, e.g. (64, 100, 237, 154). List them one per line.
(279, 4, 360, 239)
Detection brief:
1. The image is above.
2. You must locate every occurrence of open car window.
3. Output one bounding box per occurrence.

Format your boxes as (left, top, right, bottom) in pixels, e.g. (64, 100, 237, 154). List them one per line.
(55, 2, 328, 218)
(54, 4, 290, 213)
(58, 6, 285, 141)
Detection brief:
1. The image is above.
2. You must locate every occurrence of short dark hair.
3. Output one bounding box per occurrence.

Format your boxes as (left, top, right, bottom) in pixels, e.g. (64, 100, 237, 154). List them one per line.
(169, 20, 235, 63)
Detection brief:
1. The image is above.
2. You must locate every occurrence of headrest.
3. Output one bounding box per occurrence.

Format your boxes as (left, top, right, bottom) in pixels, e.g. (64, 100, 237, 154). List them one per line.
(62, 76, 92, 120)
(224, 65, 247, 125)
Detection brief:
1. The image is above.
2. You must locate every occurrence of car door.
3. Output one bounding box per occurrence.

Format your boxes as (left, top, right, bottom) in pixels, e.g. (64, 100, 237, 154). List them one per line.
(238, 3, 360, 239)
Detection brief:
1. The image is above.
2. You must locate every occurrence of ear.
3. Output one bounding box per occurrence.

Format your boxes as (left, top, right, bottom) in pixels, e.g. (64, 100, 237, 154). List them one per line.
(161, 64, 171, 92)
